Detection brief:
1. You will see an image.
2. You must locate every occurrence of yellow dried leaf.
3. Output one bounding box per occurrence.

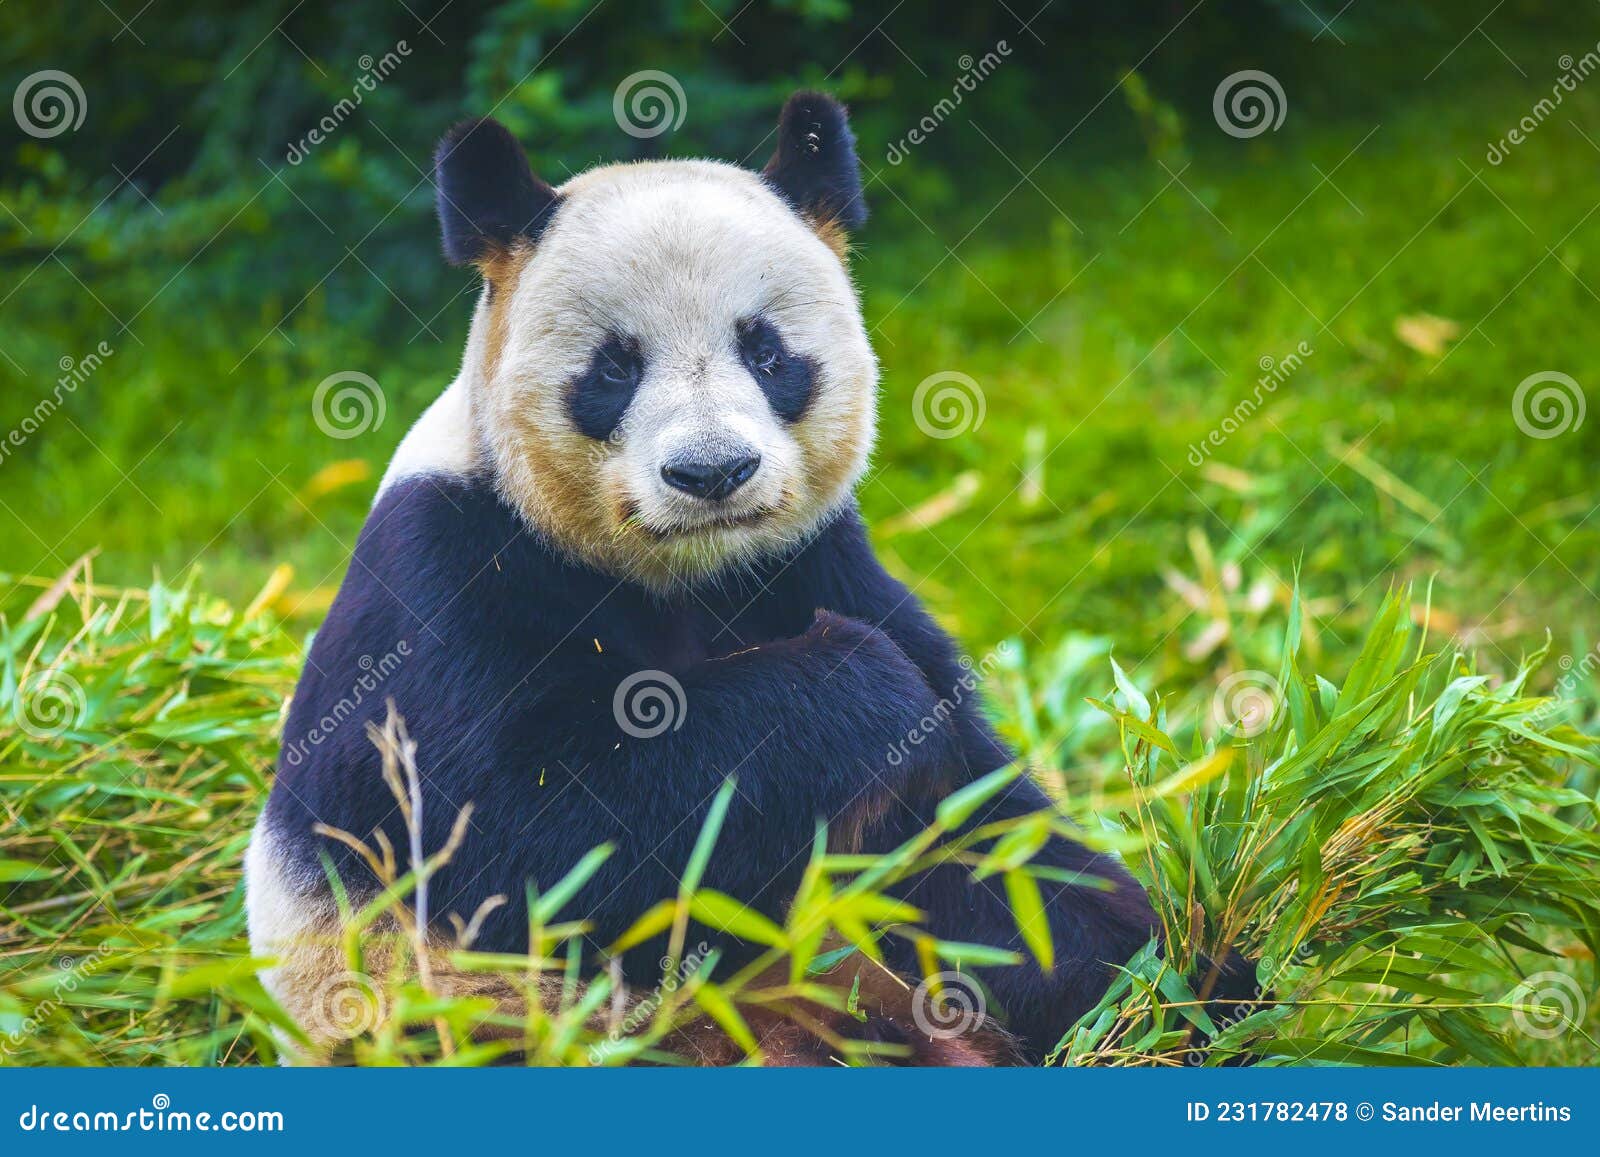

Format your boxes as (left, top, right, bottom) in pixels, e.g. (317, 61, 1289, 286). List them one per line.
(1393, 313, 1460, 357)
(300, 458, 372, 502)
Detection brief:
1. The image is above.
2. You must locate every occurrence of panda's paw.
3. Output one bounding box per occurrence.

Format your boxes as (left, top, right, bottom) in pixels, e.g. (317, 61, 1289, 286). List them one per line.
(802, 610, 933, 699)
(800, 607, 880, 646)
(1187, 949, 1264, 1066)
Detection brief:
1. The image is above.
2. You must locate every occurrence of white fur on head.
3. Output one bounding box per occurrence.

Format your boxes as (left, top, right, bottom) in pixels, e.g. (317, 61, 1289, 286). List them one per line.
(383, 97, 877, 589)
(478, 159, 876, 589)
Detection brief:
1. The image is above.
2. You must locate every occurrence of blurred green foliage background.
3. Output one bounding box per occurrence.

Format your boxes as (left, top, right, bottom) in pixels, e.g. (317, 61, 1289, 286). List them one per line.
(3, 0, 1597, 688)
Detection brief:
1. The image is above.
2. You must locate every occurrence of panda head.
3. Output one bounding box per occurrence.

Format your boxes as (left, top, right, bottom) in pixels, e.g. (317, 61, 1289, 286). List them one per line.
(433, 92, 876, 591)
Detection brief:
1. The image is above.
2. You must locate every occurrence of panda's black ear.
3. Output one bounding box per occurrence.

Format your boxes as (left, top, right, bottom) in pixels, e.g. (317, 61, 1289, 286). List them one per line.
(761, 91, 866, 235)
(434, 117, 561, 266)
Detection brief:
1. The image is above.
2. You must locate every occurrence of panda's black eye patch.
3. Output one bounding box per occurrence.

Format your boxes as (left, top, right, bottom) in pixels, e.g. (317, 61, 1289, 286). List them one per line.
(737, 317, 815, 423)
(567, 334, 643, 441)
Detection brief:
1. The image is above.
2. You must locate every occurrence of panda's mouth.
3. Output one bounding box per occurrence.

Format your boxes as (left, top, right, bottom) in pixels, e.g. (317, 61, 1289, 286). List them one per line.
(619, 498, 778, 540)
(648, 508, 775, 538)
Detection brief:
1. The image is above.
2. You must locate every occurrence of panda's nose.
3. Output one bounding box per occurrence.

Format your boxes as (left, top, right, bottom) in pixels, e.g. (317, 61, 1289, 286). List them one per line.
(660, 453, 762, 501)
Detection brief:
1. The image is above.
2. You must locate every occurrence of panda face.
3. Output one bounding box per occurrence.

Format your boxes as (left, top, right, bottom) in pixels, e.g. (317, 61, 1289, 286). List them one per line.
(417, 94, 877, 591)
(479, 160, 876, 590)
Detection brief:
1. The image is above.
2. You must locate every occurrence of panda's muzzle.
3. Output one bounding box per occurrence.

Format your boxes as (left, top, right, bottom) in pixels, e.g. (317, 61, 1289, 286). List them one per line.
(660, 452, 762, 502)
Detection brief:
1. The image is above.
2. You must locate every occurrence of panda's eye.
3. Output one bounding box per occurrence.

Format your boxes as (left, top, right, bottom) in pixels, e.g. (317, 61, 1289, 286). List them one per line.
(739, 321, 785, 375)
(599, 352, 639, 385)
(736, 316, 814, 422)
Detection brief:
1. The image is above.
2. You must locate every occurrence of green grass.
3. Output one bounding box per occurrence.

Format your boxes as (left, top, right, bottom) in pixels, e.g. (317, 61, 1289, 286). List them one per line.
(1, 577, 1596, 1065)
(856, 45, 1600, 681)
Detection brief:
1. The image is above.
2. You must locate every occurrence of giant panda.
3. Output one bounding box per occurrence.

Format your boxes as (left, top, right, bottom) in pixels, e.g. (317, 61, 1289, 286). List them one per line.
(246, 91, 1182, 1066)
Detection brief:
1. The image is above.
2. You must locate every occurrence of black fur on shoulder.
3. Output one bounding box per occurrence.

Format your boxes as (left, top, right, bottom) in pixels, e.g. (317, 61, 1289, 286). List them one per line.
(434, 117, 561, 265)
(761, 90, 867, 233)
